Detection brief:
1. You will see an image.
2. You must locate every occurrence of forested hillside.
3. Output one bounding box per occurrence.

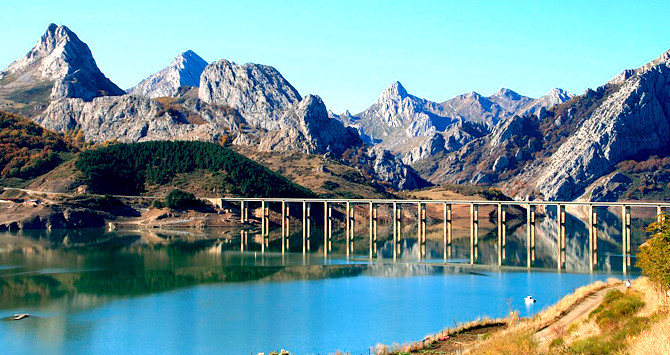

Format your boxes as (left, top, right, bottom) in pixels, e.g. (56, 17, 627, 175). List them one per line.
(76, 141, 316, 197)
(0, 110, 76, 180)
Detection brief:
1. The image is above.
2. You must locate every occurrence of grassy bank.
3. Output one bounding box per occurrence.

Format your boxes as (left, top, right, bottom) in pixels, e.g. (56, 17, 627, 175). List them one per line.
(379, 277, 668, 355)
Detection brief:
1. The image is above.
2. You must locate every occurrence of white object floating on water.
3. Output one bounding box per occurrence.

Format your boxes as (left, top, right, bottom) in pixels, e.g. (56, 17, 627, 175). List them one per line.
(524, 296, 536, 304)
(13, 313, 29, 320)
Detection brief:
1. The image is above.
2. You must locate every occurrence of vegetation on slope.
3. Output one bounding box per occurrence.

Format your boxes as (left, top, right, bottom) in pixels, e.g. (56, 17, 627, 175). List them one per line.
(234, 147, 393, 199)
(637, 214, 670, 294)
(0, 110, 76, 181)
(615, 155, 670, 200)
(75, 140, 316, 197)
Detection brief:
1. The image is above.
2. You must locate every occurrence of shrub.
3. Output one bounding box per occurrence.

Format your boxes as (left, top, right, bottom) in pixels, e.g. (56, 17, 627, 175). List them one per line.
(322, 181, 340, 190)
(637, 214, 670, 293)
(164, 189, 205, 210)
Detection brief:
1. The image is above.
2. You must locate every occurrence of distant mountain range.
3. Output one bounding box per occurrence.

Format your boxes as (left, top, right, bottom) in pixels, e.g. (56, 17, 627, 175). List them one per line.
(2, 23, 670, 201)
(331, 82, 573, 164)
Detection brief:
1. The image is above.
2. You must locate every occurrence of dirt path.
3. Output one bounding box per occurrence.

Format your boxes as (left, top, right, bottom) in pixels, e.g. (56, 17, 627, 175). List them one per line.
(534, 284, 624, 345)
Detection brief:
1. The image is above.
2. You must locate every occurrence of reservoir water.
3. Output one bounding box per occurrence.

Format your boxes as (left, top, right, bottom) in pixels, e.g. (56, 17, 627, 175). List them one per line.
(0, 225, 633, 354)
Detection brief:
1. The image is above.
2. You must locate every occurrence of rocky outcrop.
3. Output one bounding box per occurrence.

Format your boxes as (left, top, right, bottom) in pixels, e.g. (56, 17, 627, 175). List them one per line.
(521, 88, 574, 115)
(0, 24, 124, 105)
(532, 55, 670, 200)
(0, 205, 107, 231)
(198, 59, 302, 129)
(362, 146, 429, 190)
(258, 95, 361, 155)
(128, 50, 208, 98)
(488, 88, 534, 113)
(35, 95, 235, 143)
(590, 173, 632, 202)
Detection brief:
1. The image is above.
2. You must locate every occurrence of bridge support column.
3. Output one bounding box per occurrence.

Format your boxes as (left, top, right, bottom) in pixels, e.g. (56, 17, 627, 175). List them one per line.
(281, 201, 289, 253)
(443, 203, 452, 262)
(328, 203, 333, 253)
(421, 203, 426, 258)
(323, 201, 328, 257)
(588, 205, 598, 270)
(497, 203, 506, 266)
(417, 202, 426, 258)
(470, 203, 478, 265)
(526, 204, 535, 269)
(621, 205, 631, 274)
(369, 202, 377, 258)
(557, 204, 566, 270)
(344, 201, 353, 258)
(303, 201, 311, 254)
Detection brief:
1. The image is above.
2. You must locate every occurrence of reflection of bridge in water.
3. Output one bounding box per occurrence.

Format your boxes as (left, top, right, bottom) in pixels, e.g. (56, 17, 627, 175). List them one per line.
(208, 198, 670, 274)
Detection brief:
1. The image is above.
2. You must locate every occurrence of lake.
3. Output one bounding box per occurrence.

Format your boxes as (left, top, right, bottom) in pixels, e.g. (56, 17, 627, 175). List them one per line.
(0, 225, 633, 354)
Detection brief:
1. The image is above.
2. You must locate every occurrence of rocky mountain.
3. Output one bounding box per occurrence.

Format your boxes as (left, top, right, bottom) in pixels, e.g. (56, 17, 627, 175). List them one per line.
(0, 24, 124, 117)
(417, 49, 670, 201)
(336, 82, 573, 164)
(198, 59, 303, 129)
(6, 24, 425, 191)
(128, 50, 208, 98)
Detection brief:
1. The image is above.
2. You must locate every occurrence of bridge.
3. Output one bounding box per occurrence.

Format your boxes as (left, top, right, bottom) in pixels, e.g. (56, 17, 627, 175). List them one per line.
(207, 197, 670, 274)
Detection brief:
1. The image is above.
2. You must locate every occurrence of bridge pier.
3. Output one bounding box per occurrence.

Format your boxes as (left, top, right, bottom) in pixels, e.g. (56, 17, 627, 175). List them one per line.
(470, 203, 479, 265)
(417, 202, 426, 258)
(526, 204, 536, 269)
(281, 201, 289, 253)
(557, 204, 566, 270)
(621, 205, 631, 274)
(302, 201, 311, 253)
(497, 203, 506, 266)
(443, 203, 452, 262)
(588, 205, 598, 270)
(346, 202, 355, 257)
(369, 202, 377, 258)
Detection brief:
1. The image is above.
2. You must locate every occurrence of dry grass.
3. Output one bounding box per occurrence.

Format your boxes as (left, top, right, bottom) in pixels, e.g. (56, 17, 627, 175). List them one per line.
(232, 147, 390, 199)
(374, 317, 510, 355)
(632, 277, 666, 317)
(531, 278, 621, 328)
(372, 277, 668, 355)
(629, 314, 670, 355)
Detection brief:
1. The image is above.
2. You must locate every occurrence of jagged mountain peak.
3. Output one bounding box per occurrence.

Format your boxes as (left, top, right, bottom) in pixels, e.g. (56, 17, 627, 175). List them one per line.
(128, 50, 208, 98)
(198, 58, 302, 129)
(0, 23, 124, 113)
(545, 88, 573, 101)
(457, 91, 483, 100)
(2, 23, 96, 81)
(491, 88, 522, 101)
(378, 81, 409, 101)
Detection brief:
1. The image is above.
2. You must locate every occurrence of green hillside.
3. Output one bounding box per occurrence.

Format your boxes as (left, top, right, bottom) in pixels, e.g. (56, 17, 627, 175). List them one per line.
(75, 140, 316, 197)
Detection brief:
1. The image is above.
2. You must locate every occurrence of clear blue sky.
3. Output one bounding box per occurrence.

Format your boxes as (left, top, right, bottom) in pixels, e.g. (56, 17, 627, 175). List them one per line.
(2, 0, 670, 113)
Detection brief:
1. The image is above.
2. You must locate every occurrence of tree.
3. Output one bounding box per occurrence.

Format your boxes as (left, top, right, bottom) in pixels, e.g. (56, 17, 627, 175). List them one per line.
(164, 189, 205, 210)
(637, 214, 670, 295)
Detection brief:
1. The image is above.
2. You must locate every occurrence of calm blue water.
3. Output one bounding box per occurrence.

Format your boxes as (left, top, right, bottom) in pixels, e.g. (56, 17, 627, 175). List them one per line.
(0, 264, 610, 354)
(0, 225, 631, 355)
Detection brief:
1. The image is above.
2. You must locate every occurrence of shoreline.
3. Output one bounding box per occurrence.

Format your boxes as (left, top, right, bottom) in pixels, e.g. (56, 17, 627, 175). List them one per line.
(378, 277, 668, 355)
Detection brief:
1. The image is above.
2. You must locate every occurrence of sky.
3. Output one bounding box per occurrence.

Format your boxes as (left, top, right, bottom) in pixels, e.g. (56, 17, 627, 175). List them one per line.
(2, 0, 670, 113)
